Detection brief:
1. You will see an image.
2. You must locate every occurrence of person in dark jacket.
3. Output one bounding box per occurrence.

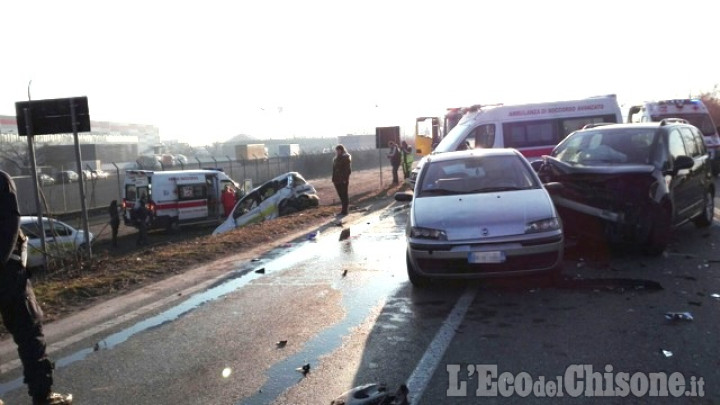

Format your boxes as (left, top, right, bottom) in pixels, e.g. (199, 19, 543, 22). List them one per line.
(134, 198, 149, 247)
(387, 141, 401, 185)
(0, 170, 73, 405)
(108, 200, 120, 248)
(332, 144, 352, 216)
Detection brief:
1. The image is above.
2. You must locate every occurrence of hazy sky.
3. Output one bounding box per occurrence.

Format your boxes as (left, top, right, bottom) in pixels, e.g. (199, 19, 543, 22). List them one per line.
(2, 0, 718, 145)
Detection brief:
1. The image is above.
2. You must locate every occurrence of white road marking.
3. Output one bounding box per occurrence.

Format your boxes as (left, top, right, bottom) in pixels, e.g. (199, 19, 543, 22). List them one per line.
(406, 286, 478, 404)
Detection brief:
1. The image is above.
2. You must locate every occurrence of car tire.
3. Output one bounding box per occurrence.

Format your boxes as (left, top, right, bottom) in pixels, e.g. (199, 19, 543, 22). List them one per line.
(406, 252, 430, 287)
(693, 190, 714, 228)
(645, 205, 671, 256)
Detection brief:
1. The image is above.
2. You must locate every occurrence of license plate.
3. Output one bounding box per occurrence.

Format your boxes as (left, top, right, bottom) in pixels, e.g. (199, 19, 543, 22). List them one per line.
(468, 251, 506, 264)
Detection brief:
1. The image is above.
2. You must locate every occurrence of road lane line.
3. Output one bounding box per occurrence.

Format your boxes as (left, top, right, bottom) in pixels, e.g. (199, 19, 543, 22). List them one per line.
(406, 286, 478, 404)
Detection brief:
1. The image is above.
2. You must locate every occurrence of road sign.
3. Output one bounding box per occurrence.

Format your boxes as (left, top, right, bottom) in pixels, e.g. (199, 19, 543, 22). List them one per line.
(15, 97, 91, 135)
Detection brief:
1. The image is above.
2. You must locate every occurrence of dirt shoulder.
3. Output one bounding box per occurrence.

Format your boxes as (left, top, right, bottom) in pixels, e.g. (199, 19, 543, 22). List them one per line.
(6, 167, 407, 340)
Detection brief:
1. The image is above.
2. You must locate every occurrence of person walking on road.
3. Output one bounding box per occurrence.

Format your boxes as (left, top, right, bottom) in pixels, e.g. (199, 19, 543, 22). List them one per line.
(387, 141, 401, 185)
(400, 140, 414, 180)
(0, 170, 73, 405)
(332, 144, 352, 216)
(108, 200, 120, 248)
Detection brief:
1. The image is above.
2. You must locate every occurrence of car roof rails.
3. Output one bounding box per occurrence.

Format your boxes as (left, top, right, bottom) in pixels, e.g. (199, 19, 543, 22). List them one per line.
(659, 118, 689, 126)
(581, 122, 614, 130)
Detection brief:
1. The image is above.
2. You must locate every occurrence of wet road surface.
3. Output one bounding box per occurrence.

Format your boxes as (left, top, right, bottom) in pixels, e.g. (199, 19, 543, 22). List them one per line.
(1, 201, 719, 403)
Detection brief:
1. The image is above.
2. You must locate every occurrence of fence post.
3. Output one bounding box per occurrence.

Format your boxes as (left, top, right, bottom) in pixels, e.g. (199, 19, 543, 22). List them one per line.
(226, 155, 233, 178)
(112, 162, 122, 200)
(195, 156, 202, 169)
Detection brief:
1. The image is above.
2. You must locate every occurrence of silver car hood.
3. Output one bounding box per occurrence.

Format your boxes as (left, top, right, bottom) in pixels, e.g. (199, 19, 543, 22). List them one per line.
(412, 189, 556, 240)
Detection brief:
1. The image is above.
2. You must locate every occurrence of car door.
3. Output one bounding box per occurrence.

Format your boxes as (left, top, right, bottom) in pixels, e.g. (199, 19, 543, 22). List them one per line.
(679, 126, 708, 216)
(667, 128, 694, 223)
(21, 221, 45, 268)
(47, 219, 76, 257)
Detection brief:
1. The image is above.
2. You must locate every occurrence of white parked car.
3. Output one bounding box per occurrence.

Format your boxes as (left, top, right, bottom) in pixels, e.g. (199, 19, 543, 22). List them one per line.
(213, 172, 319, 235)
(20, 216, 94, 268)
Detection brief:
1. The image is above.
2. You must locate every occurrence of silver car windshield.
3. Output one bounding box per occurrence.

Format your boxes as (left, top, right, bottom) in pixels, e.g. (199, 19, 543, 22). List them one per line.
(418, 155, 539, 197)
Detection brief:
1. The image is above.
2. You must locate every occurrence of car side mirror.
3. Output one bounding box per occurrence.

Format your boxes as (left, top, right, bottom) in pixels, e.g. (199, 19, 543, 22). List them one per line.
(673, 155, 694, 171)
(394, 192, 413, 202)
(543, 182, 563, 192)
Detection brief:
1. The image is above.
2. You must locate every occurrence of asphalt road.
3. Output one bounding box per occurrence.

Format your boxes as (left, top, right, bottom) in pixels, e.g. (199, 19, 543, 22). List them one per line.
(1, 195, 719, 403)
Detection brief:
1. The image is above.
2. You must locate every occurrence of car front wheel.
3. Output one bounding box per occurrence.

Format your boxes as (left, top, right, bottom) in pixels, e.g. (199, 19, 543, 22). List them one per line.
(645, 205, 671, 256)
(693, 190, 714, 228)
(406, 252, 430, 287)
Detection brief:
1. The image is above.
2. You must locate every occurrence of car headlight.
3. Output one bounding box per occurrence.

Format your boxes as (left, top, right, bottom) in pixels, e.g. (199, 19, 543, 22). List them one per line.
(525, 218, 560, 234)
(410, 226, 447, 240)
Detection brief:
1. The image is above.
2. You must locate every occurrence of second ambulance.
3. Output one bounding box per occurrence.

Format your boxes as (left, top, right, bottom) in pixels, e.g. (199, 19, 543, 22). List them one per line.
(628, 98, 720, 174)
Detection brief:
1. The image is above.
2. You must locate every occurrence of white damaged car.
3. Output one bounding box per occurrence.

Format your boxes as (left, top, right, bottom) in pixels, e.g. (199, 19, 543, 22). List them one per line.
(212, 172, 319, 235)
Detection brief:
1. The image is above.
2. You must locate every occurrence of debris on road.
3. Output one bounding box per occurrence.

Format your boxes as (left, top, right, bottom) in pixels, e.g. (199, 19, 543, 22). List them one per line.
(255, 268, 266, 274)
(296, 363, 311, 376)
(661, 349, 673, 358)
(251, 258, 261, 262)
(276, 340, 287, 348)
(307, 231, 320, 241)
(664, 312, 694, 321)
(339, 228, 351, 241)
(688, 301, 702, 307)
(330, 383, 409, 405)
(342, 269, 348, 277)
(711, 293, 720, 299)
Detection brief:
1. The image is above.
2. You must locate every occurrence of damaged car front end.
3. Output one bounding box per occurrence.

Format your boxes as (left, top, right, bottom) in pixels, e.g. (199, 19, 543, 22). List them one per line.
(539, 158, 667, 246)
(537, 122, 714, 254)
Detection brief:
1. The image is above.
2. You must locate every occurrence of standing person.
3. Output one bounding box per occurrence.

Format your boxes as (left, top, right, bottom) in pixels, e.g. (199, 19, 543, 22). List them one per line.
(134, 198, 149, 247)
(108, 200, 120, 248)
(387, 141, 401, 185)
(332, 144, 352, 216)
(221, 185, 236, 218)
(0, 170, 73, 405)
(400, 140, 414, 180)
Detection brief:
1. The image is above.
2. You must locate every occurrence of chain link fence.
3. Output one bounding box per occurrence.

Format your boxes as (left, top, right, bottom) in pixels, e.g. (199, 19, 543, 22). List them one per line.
(14, 148, 387, 216)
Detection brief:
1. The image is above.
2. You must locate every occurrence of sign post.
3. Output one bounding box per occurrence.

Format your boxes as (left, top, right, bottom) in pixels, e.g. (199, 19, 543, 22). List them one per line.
(16, 96, 92, 260)
(22, 107, 48, 269)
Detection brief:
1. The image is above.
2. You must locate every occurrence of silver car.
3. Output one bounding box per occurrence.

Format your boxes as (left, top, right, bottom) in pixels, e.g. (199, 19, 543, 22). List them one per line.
(396, 148, 563, 286)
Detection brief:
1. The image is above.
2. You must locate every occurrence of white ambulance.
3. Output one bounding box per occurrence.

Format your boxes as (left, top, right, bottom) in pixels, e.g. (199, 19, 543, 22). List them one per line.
(409, 95, 623, 183)
(628, 98, 720, 174)
(123, 169, 240, 231)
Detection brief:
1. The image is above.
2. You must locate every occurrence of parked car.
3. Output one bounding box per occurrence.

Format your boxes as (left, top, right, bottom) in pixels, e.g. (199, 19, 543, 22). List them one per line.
(91, 169, 109, 179)
(20, 216, 94, 268)
(396, 148, 564, 286)
(57, 170, 79, 183)
(536, 119, 714, 254)
(37, 173, 55, 186)
(212, 172, 319, 235)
